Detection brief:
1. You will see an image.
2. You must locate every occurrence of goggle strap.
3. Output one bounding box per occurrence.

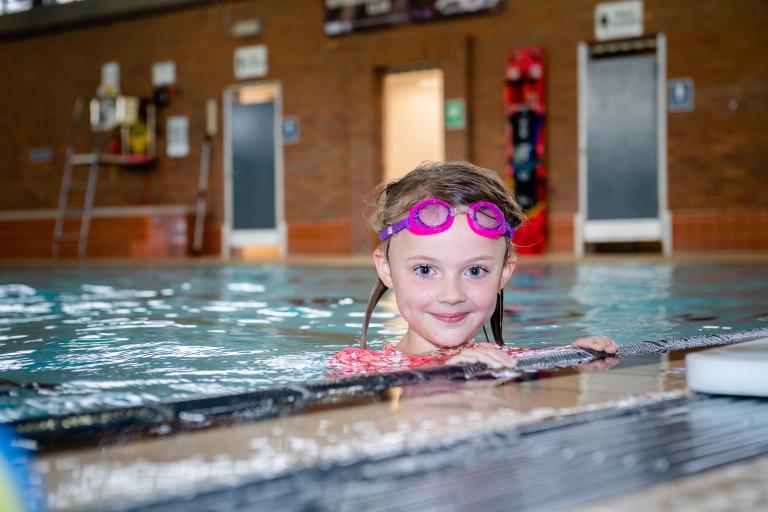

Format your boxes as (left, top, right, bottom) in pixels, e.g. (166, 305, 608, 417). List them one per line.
(379, 217, 409, 241)
(504, 221, 515, 238)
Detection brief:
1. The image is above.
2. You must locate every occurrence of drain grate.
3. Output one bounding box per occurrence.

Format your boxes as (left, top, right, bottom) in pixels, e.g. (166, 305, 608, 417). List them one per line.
(119, 394, 768, 512)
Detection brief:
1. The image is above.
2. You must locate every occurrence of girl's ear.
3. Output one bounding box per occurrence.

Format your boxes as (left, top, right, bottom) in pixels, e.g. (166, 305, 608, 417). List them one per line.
(373, 246, 394, 288)
(499, 250, 517, 290)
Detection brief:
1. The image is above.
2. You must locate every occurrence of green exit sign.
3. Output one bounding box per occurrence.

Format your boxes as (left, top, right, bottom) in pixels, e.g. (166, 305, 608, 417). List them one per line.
(445, 99, 466, 130)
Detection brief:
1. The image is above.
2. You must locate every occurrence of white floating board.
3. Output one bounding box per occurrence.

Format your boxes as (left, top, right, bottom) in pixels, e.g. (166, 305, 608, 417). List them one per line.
(686, 338, 768, 397)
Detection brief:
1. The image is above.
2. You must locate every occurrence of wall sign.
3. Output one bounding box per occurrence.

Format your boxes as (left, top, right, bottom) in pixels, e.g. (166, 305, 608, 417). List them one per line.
(282, 116, 300, 144)
(231, 19, 263, 38)
(28, 147, 53, 163)
(234, 45, 268, 79)
(99, 61, 120, 95)
(152, 61, 176, 86)
(166, 116, 189, 157)
(444, 99, 466, 130)
(668, 78, 694, 112)
(595, 1, 643, 41)
(324, 0, 504, 37)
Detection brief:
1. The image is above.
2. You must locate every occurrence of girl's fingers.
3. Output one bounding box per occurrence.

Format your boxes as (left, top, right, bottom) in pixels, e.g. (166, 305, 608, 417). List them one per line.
(594, 336, 619, 352)
(478, 345, 518, 368)
(447, 347, 516, 369)
(446, 352, 478, 366)
(572, 336, 619, 353)
(469, 345, 505, 367)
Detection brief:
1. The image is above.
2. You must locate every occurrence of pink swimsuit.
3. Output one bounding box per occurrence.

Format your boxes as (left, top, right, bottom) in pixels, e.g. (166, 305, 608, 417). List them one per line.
(328, 344, 533, 377)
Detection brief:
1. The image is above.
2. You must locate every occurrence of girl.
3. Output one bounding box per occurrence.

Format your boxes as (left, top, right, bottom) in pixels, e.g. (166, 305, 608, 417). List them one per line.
(331, 161, 617, 374)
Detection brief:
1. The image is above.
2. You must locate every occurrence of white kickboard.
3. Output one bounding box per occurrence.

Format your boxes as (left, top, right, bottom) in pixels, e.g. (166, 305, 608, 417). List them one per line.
(686, 337, 768, 397)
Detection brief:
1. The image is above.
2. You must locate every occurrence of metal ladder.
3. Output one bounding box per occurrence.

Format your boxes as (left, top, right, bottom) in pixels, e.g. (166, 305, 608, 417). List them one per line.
(52, 98, 100, 260)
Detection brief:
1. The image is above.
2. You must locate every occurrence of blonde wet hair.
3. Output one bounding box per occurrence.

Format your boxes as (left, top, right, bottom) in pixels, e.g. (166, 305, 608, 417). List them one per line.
(361, 161, 526, 348)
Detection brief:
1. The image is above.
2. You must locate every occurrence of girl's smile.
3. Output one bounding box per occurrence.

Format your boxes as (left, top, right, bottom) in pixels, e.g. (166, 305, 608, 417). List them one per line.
(373, 214, 516, 355)
(431, 312, 469, 323)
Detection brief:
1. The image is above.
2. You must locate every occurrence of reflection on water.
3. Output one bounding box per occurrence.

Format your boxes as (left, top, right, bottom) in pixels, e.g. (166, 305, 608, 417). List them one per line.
(568, 263, 674, 340)
(0, 262, 766, 421)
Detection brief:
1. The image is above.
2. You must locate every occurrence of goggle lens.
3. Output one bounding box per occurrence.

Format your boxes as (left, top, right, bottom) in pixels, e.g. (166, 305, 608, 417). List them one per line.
(473, 204, 502, 229)
(416, 203, 450, 227)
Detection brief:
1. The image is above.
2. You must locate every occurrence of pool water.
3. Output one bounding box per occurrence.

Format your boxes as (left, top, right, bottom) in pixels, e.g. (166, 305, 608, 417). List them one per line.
(0, 262, 766, 422)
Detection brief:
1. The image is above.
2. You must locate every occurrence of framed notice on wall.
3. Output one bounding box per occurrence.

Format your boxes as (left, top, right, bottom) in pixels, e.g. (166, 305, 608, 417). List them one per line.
(324, 0, 504, 36)
(166, 116, 189, 158)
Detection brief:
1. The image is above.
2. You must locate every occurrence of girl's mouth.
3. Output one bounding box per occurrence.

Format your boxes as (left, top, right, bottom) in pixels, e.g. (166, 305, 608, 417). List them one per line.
(431, 312, 469, 323)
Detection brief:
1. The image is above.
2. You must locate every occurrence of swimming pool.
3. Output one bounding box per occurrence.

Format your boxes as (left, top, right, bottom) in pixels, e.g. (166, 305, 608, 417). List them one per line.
(1, 261, 766, 422)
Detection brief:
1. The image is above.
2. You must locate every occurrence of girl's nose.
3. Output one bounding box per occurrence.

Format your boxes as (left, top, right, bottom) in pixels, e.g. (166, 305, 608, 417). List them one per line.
(437, 276, 466, 304)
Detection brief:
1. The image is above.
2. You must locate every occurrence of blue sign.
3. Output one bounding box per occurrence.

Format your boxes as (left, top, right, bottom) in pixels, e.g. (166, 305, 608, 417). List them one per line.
(282, 116, 299, 144)
(28, 147, 53, 163)
(668, 78, 694, 112)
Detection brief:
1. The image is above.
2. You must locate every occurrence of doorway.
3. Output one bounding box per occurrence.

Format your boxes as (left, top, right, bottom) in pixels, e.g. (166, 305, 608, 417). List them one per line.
(576, 35, 670, 255)
(223, 82, 285, 257)
(382, 68, 445, 181)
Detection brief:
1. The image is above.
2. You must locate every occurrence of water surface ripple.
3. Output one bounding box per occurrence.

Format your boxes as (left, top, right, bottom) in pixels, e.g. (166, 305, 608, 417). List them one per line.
(0, 262, 765, 421)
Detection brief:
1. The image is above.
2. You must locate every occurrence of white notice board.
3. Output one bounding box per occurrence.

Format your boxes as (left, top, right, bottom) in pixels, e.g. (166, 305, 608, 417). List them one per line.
(595, 1, 644, 41)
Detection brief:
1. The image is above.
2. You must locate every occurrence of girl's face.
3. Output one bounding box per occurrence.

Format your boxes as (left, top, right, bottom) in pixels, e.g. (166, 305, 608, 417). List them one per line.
(373, 214, 516, 354)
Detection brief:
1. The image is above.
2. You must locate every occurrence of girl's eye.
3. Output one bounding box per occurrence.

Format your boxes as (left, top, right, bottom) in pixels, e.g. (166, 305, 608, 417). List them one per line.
(414, 265, 435, 277)
(467, 265, 488, 278)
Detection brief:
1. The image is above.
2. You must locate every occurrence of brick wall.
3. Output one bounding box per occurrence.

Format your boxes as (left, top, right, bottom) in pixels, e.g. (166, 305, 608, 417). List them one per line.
(0, 0, 766, 257)
(0, 213, 193, 259)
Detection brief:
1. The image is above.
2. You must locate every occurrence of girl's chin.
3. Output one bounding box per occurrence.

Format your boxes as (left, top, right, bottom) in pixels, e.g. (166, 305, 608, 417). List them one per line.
(425, 337, 475, 350)
(400, 331, 473, 353)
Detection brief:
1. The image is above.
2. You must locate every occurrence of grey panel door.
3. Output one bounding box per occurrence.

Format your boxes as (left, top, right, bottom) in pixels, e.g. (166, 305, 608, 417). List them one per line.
(232, 101, 276, 230)
(587, 53, 658, 220)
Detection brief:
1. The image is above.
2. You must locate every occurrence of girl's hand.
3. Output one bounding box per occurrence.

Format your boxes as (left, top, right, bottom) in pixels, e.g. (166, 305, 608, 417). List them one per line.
(446, 343, 517, 369)
(571, 336, 619, 354)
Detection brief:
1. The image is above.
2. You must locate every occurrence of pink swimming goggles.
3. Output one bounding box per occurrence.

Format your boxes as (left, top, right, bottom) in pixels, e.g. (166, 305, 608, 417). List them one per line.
(379, 198, 515, 241)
